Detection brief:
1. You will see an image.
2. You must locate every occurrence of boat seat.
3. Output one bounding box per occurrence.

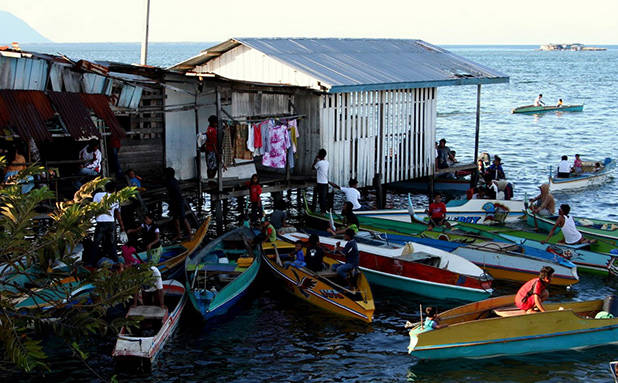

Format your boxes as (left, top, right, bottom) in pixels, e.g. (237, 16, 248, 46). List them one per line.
(127, 305, 168, 319)
(317, 270, 339, 279)
(468, 242, 521, 252)
(493, 306, 526, 317)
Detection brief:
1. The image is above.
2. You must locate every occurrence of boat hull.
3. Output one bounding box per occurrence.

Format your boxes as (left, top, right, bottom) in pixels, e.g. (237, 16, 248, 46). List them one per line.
(389, 179, 470, 192)
(526, 210, 618, 246)
(512, 104, 584, 114)
(548, 158, 615, 192)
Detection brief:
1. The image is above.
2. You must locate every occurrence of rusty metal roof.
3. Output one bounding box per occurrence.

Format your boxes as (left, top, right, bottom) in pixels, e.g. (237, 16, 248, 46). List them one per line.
(0, 90, 54, 142)
(47, 92, 100, 140)
(171, 38, 509, 92)
(81, 94, 125, 138)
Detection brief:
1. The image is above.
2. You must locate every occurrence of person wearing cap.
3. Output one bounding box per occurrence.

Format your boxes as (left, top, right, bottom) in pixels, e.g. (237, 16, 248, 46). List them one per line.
(436, 138, 450, 169)
(486, 155, 506, 180)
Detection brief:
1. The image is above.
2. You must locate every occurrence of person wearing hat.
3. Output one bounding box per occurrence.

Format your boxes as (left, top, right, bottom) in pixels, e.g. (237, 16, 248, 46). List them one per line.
(197, 115, 220, 179)
(486, 155, 506, 181)
(436, 138, 450, 169)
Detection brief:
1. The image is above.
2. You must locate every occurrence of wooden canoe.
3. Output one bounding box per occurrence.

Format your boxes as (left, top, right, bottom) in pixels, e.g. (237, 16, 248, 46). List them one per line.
(512, 104, 584, 114)
(525, 208, 618, 245)
(261, 240, 375, 323)
(408, 294, 618, 360)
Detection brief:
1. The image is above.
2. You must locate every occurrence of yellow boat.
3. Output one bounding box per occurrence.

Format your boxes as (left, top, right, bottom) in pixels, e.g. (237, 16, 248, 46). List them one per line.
(408, 295, 618, 359)
(262, 240, 375, 323)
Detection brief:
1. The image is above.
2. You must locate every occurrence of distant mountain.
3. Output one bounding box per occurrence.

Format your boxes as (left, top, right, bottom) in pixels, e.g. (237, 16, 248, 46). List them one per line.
(0, 11, 51, 44)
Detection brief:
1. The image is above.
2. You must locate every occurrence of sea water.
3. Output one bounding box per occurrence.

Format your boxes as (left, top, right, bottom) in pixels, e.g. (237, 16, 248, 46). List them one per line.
(12, 43, 618, 382)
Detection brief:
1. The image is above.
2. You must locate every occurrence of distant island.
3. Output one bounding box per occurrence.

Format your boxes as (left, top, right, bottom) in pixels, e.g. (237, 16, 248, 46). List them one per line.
(0, 11, 51, 44)
(539, 43, 606, 51)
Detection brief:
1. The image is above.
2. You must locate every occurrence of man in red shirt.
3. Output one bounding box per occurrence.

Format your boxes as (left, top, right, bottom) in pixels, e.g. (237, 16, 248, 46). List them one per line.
(203, 115, 219, 179)
(515, 266, 554, 313)
(427, 193, 451, 231)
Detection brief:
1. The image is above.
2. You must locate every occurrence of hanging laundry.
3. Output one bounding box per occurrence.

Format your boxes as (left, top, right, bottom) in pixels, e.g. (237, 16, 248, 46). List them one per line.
(286, 129, 294, 168)
(262, 123, 290, 168)
(261, 119, 273, 154)
(234, 124, 252, 159)
(288, 119, 299, 153)
(247, 122, 255, 153)
(253, 122, 263, 153)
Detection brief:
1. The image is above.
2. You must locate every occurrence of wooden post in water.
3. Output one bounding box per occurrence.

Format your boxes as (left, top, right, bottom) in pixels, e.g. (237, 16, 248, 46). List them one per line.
(194, 87, 203, 213)
(373, 173, 384, 209)
(472, 84, 482, 188)
(215, 88, 224, 235)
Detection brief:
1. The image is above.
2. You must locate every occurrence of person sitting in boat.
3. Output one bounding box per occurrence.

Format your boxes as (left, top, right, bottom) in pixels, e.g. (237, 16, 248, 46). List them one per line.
(515, 266, 554, 313)
(133, 265, 165, 309)
(594, 162, 602, 172)
(541, 204, 595, 245)
(332, 228, 360, 287)
(556, 155, 571, 178)
(305, 234, 326, 272)
(573, 154, 583, 174)
(427, 193, 451, 231)
(485, 155, 506, 181)
(327, 202, 360, 235)
(285, 240, 307, 269)
(529, 183, 555, 216)
(260, 220, 277, 243)
(534, 94, 545, 107)
(423, 306, 447, 331)
(127, 213, 162, 263)
(557, 99, 563, 107)
(329, 178, 362, 210)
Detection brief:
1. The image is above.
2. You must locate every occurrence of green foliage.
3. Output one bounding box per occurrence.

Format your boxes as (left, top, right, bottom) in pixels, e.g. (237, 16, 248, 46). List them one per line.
(0, 163, 152, 373)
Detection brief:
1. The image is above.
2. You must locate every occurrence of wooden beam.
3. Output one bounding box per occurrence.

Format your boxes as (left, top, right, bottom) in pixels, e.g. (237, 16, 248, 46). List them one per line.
(474, 84, 481, 164)
(434, 162, 477, 175)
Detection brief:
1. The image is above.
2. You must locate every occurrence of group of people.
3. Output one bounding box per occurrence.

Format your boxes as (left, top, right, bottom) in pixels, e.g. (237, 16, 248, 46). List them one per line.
(534, 94, 565, 108)
(556, 154, 601, 178)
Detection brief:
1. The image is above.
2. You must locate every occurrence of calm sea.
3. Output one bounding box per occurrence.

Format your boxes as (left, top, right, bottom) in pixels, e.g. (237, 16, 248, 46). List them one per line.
(13, 43, 618, 382)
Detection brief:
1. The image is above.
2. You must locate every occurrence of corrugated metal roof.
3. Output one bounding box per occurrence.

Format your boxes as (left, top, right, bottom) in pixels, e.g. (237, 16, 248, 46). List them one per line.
(80, 94, 125, 138)
(171, 38, 509, 92)
(0, 90, 54, 142)
(48, 91, 100, 140)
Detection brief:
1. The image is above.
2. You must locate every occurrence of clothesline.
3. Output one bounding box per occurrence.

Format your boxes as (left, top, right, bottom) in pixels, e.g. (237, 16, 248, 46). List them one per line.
(224, 113, 305, 124)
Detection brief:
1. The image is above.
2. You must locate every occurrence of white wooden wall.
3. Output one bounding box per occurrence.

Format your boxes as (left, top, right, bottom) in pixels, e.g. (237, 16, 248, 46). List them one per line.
(319, 88, 436, 187)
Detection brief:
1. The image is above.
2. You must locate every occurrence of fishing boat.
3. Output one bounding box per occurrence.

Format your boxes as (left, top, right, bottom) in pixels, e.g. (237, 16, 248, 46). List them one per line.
(610, 361, 618, 383)
(456, 222, 614, 275)
(548, 158, 615, 192)
(375, 233, 579, 286)
(135, 217, 210, 279)
(525, 209, 618, 245)
(511, 104, 584, 114)
(112, 279, 186, 368)
(281, 232, 493, 302)
(408, 294, 618, 360)
(356, 196, 525, 225)
(261, 240, 375, 323)
(389, 178, 471, 192)
(185, 227, 260, 320)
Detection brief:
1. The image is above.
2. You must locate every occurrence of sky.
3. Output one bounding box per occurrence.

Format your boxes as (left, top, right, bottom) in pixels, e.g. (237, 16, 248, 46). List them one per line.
(1, 0, 617, 44)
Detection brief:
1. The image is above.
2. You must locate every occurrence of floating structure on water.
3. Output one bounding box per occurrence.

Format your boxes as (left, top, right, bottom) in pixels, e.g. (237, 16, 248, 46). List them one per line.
(539, 43, 606, 51)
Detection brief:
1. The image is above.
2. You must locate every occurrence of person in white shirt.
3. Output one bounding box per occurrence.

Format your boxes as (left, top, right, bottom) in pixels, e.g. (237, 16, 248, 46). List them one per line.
(541, 204, 594, 245)
(557, 155, 571, 178)
(534, 94, 545, 107)
(313, 149, 329, 212)
(330, 178, 362, 210)
(92, 181, 126, 265)
(133, 266, 165, 308)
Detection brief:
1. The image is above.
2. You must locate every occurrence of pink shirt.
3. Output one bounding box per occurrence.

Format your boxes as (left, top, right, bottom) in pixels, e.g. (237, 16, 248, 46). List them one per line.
(574, 158, 583, 168)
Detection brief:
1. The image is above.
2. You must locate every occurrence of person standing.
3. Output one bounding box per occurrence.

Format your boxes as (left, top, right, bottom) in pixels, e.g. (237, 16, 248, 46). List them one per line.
(514, 266, 554, 313)
(92, 181, 126, 265)
(198, 115, 220, 180)
(247, 173, 263, 222)
(164, 167, 192, 240)
(313, 148, 329, 212)
(436, 138, 450, 169)
(330, 178, 362, 210)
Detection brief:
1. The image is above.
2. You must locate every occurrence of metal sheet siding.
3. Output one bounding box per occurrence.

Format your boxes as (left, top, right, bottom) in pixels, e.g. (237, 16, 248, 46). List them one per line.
(0, 56, 48, 90)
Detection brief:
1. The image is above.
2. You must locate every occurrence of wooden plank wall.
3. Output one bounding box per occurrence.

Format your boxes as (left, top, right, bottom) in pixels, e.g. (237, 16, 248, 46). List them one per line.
(320, 87, 436, 187)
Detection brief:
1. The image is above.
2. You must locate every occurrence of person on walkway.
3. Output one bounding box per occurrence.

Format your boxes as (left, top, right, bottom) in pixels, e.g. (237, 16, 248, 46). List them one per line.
(327, 202, 360, 235)
(529, 183, 555, 216)
(305, 234, 325, 272)
(436, 138, 450, 169)
(247, 173, 263, 222)
(198, 115, 219, 180)
(163, 167, 192, 240)
(541, 204, 594, 245)
(92, 181, 126, 265)
(127, 213, 162, 263)
(313, 148, 329, 212)
(515, 266, 554, 313)
(534, 94, 545, 107)
(329, 178, 362, 210)
(557, 155, 571, 178)
(332, 228, 359, 286)
(486, 155, 506, 180)
(427, 193, 451, 231)
(573, 154, 583, 174)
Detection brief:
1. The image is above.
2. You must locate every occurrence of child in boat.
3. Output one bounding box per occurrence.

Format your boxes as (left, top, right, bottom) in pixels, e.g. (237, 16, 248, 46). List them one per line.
(427, 193, 451, 231)
(305, 234, 325, 272)
(285, 240, 307, 269)
(423, 306, 447, 331)
(594, 162, 602, 172)
(573, 154, 583, 174)
(515, 266, 554, 313)
(541, 204, 595, 245)
(327, 202, 360, 235)
(557, 99, 563, 107)
(121, 238, 142, 266)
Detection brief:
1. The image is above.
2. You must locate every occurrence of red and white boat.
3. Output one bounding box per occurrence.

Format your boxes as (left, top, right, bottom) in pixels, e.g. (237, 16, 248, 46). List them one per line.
(282, 232, 493, 302)
(112, 280, 186, 368)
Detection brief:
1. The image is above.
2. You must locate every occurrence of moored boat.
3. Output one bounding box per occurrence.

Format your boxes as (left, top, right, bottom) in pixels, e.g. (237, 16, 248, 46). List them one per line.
(548, 158, 615, 192)
(261, 240, 375, 323)
(282, 232, 493, 302)
(512, 104, 584, 114)
(389, 178, 471, 192)
(112, 279, 186, 368)
(185, 227, 261, 320)
(408, 294, 618, 360)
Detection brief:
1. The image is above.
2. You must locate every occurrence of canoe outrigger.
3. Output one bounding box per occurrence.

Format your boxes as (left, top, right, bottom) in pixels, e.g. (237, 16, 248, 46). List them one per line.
(408, 295, 618, 360)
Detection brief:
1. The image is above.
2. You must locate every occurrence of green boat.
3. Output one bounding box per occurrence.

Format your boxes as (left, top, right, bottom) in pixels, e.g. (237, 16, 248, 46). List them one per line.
(512, 104, 583, 114)
(525, 210, 618, 246)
